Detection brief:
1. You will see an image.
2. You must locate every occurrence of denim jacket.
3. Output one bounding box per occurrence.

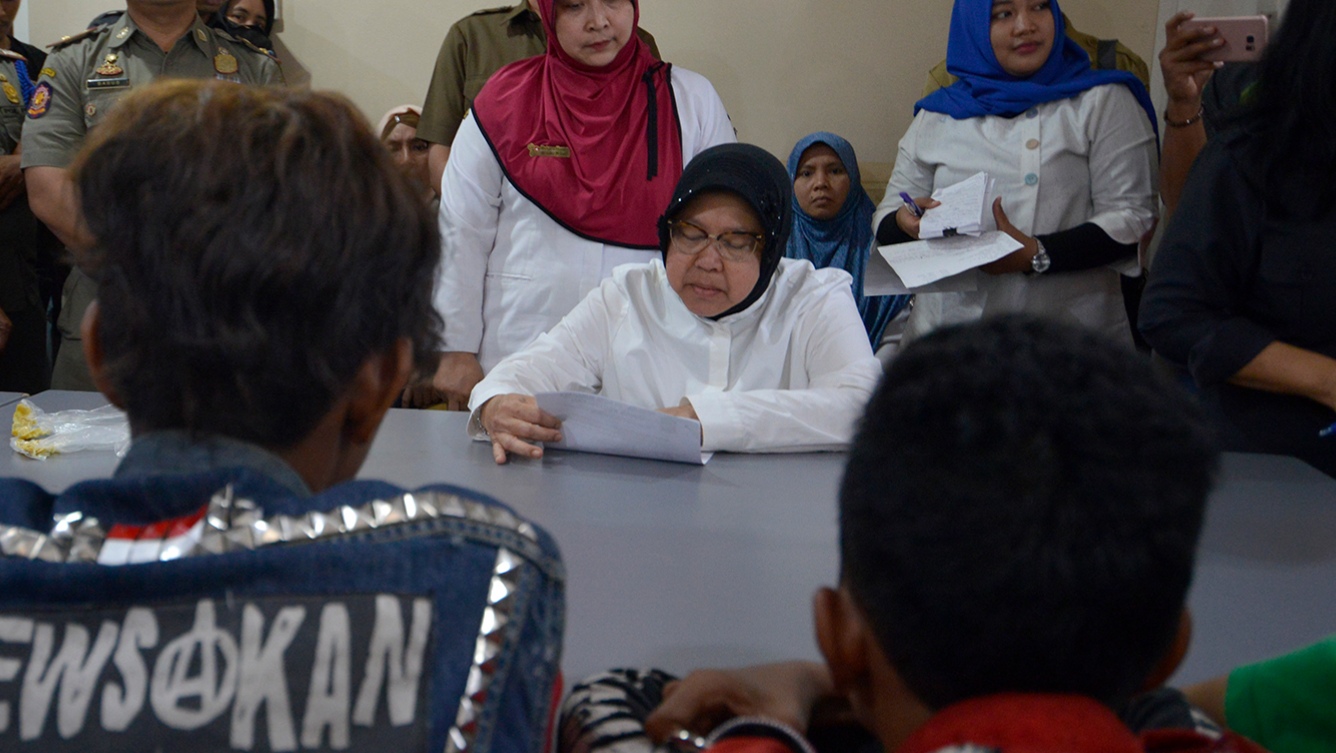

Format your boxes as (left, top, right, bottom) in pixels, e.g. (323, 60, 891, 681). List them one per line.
(0, 432, 565, 753)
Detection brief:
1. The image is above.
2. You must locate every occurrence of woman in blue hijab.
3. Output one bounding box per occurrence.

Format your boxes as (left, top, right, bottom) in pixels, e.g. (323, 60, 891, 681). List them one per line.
(872, 0, 1158, 347)
(787, 132, 909, 351)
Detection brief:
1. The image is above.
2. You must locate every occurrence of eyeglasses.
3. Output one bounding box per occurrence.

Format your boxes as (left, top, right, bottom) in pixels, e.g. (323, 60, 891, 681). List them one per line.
(667, 220, 763, 263)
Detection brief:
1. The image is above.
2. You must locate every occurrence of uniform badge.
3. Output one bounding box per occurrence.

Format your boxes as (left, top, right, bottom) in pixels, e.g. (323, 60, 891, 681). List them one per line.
(115, 26, 130, 40)
(26, 81, 51, 119)
(40, 67, 56, 79)
(96, 53, 122, 77)
(85, 103, 97, 118)
(196, 28, 208, 43)
(213, 49, 238, 75)
(0, 74, 17, 105)
(87, 56, 130, 90)
(527, 143, 572, 158)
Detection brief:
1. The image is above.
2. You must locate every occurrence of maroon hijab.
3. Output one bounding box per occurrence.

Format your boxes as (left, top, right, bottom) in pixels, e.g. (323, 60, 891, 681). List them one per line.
(470, 0, 683, 249)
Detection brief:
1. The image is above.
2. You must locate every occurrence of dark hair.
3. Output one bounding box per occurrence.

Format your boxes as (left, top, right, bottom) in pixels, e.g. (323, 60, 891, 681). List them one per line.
(74, 80, 442, 448)
(839, 315, 1216, 710)
(1237, 0, 1336, 214)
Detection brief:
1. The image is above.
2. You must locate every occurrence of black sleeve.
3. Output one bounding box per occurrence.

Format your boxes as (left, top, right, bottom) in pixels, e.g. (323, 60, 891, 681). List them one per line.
(875, 213, 914, 246)
(1138, 136, 1274, 384)
(1038, 222, 1137, 274)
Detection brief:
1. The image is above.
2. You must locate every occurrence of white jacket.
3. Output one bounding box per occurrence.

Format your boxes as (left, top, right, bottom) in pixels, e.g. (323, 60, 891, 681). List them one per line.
(874, 83, 1158, 345)
(468, 258, 882, 453)
(435, 66, 736, 372)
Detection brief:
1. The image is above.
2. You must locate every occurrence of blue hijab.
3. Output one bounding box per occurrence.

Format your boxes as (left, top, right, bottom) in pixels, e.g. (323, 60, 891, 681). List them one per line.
(916, 0, 1157, 135)
(785, 132, 908, 349)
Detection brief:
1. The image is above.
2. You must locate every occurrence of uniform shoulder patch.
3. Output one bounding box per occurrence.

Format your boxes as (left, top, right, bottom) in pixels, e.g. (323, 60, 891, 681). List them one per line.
(213, 28, 279, 60)
(26, 81, 51, 119)
(47, 24, 108, 51)
(237, 36, 278, 60)
(470, 5, 517, 16)
(0, 48, 27, 63)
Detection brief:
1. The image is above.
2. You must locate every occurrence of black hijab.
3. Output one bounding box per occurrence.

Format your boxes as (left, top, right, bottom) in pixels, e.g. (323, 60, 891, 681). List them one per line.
(657, 143, 792, 320)
(208, 0, 276, 50)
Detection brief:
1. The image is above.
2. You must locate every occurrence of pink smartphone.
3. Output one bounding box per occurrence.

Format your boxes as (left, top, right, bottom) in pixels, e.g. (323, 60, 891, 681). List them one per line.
(1181, 15, 1269, 63)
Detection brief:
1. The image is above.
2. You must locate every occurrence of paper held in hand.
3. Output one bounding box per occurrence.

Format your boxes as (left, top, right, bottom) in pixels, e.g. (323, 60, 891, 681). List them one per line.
(918, 171, 996, 239)
(877, 232, 1024, 289)
(535, 391, 712, 465)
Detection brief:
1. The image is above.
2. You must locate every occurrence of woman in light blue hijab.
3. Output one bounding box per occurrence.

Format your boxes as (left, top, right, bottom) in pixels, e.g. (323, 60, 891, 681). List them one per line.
(786, 132, 908, 350)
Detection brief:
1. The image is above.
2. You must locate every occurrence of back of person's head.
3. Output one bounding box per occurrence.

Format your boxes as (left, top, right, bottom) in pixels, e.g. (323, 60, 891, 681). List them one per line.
(839, 315, 1216, 710)
(74, 79, 441, 448)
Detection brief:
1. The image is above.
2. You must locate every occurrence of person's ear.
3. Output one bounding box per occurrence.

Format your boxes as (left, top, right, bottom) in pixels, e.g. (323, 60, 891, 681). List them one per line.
(1142, 609, 1193, 690)
(81, 299, 124, 410)
(815, 584, 934, 750)
(344, 338, 413, 445)
(814, 585, 870, 694)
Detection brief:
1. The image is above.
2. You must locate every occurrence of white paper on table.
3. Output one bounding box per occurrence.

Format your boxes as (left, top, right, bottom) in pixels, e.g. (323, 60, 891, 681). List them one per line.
(864, 245, 978, 295)
(878, 231, 1023, 288)
(535, 392, 711, 465)
(918, 171, 994, 239)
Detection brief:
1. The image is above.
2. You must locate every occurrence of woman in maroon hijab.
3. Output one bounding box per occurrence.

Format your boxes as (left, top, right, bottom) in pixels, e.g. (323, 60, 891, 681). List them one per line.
(417, 0, 734, 410)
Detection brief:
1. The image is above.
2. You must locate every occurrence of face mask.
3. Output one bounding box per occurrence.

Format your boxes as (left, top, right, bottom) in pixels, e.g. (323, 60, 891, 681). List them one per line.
(219, 17, 273, 50)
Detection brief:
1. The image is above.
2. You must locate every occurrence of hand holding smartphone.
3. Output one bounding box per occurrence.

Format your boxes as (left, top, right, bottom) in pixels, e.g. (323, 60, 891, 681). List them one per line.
(1180, 15, 1269, 63)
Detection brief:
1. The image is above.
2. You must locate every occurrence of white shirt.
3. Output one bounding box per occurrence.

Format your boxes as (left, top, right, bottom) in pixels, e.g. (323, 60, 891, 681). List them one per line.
(873, 84, 1158, 344)
(436, 67, 736, 372)
(468, 258, 883, 453)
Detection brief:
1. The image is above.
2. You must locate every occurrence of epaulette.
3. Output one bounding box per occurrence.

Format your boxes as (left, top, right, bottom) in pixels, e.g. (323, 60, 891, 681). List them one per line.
(235, 36, 279, 61)
(213, 27, 279, 61)
(0, 48, 26, 63)
(47, 24, 108, 51)
(471, 5, 517, 16)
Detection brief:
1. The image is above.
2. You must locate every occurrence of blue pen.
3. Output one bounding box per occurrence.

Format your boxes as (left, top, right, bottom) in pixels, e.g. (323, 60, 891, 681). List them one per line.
(1320, 421, 1336, 438)
(899, 192, 924, 218)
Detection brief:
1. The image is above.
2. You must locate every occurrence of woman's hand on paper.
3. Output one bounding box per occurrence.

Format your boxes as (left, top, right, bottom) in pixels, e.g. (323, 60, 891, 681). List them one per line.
(980, 197, 1039, 275)
(659, 402, 702, 443)
(479, 394, 563, 464)
(894, 196, 940, 239)
(658, 403, 699, 421)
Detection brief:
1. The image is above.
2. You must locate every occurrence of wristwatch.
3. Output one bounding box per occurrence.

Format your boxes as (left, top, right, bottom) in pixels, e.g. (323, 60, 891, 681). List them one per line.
(1029, 238, 1051, 274)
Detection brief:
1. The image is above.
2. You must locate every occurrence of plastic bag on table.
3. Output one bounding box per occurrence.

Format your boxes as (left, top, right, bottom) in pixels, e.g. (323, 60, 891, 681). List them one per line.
(10, 399, 130, 460)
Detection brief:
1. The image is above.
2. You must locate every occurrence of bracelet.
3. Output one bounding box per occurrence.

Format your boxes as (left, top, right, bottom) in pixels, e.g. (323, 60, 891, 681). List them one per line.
(1164, 105, 1204, 129)
(706, 716, 817, 753)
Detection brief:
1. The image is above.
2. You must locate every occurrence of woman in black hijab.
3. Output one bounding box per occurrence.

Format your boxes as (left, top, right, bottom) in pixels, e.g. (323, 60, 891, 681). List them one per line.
(208, 0, 276, 50)
(467, 143, 883, 463)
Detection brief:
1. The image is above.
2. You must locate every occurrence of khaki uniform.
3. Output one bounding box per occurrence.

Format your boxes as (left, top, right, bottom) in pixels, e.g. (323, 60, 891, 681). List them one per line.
(0, 47, 47, 392)
(418, 3, 660, 146)
(921, 16, 1150, 97)
(0, 49, 25, 152)
(21, 13, 282, 391)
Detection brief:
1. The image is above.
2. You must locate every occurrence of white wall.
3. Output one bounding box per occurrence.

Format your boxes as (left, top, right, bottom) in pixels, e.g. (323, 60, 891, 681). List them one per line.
(27, 0, 1161, 166)
(13, 0, 28, 43)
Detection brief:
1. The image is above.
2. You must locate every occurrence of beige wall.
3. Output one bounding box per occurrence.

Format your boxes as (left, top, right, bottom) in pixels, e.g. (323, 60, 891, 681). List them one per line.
(28, 0, 1160, 167)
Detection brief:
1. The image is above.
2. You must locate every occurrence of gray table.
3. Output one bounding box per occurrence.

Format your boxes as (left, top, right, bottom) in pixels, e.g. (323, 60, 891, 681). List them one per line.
(0, 392, 25, 408)
(4, 391, 1335, 687)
